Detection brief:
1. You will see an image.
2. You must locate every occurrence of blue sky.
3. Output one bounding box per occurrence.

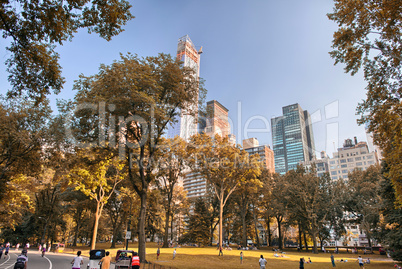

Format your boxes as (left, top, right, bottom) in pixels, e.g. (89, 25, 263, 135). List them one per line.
(0, 0, 369, 157)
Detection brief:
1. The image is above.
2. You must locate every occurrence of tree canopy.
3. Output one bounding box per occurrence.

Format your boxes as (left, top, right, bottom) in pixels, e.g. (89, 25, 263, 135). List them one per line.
(0, 0, 134, 103)
(328, 0, 402, 205)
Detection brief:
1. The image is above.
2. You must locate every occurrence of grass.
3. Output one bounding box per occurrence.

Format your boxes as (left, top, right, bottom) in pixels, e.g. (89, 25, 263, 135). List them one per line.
(62, 243, 398, 269)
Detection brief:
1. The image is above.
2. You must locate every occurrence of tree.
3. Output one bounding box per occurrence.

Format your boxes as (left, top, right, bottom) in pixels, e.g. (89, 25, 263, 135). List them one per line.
(270, 173, 287, 250)
(345, 166, 382, 248)
(259, 169, 274, 247)
(328, 0, 402, 205)
(0, 97, 51, 201)
(285, 167, 338, 253)
(379, 161, 402, 261)
(187, 134, 261, 251)
(68, 149, 124, 250)
(181, 198, 211, 247)
(72, 53, 204, 261)
(232, 170, 262, 247)
(0, 0, 134, 103)
(155, 137, 187, 248)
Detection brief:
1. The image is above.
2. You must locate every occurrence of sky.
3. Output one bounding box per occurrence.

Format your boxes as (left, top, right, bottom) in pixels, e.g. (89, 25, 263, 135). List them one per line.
(0, 0, 369, 157)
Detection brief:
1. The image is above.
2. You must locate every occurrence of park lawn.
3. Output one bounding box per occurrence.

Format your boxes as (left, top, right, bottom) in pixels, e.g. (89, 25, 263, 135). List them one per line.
(63, 243, 397, 269)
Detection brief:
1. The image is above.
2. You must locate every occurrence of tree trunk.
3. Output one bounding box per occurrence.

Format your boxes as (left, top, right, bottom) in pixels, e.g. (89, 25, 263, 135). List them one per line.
(90, 202, 102, 250)
(162, 205, 170, 248)
(241, 206, 247, 247)
(138, 191, 147, 262)
(276, 216, 282, 250)
(266, 219, 271, 246)
(298, 222, 303, 250)
(170, 214, 174, 242)
(303, 231, 309, 252)
(252, 204, 260, 247)
(219, 196, 223, 250)
(312, 230, 318, 254)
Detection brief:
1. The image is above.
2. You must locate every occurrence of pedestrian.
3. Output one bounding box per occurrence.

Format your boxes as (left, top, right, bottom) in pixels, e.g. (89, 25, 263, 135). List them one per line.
(131, 252, 140, 269)
(357, 256, 364, 268)
(308, 257, 312, 263)
(99, 251, 111, 269)
(259, 255, 267, 269)
(71, 251, 83, 269)
(299, 258, 305, 269)
(157, 247, 160, 260)
(4, 245, 9, 259)
(219, 246, 223, 256)
(331, 253, 336, 267)
(240, 252, 243, 264)
(16, 243, 20, 251)
(0, 244, 4, 259)
(173, 248, 176, 259)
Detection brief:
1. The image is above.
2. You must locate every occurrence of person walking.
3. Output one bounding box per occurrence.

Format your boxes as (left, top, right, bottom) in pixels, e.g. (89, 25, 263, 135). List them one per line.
(173, 248, 176, 259)
(240, 252, 243, 264)
(99, 251, 111, 269)
(157, 247, 160, 260)
(131, 252, 140, 269)
(4, 245, 9, 259)
(357, 256, 365, 268)
(71, 251, 83, 269)
(331, 253, 336, 267)
(299, 258, 305, 269)
(15, 243, 20, 251)
(259, 255, 267, 269)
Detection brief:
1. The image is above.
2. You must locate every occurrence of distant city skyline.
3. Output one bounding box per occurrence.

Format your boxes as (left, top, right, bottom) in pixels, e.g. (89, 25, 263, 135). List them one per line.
(0, 0, 369, 156)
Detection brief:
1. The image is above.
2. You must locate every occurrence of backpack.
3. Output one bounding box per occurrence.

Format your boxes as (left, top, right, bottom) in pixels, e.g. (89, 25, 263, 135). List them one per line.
(14, 257, 25, 269)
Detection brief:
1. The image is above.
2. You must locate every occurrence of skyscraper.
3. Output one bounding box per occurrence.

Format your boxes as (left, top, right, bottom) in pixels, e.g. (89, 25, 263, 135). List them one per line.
(167, 35, 202, 141)
(271, 103, 316, 174)
(243, 138, 275, 174)
(204, 100, 230, 137)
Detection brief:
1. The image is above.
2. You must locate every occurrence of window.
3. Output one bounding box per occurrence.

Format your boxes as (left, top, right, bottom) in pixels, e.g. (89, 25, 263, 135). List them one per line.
(368, 161, 374, 165)
(355, 157, 361, 161)
(342, 169, 348, 174)
(367, 155, 373, 159)
(330, 160, 336, 165)
(331, 171, 337, 176)
(356, 162, 363, 166)
(340, 159, 347, 163)
(347, 158, 354, 162)
(341, 164, 347, 168)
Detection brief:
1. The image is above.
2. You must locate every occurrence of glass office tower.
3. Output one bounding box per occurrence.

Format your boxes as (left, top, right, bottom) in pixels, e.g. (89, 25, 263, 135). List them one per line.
(271, 103, 315, 174)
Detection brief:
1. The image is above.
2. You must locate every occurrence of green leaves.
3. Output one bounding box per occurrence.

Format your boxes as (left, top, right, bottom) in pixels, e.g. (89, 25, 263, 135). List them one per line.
(1, 0, 134, 102)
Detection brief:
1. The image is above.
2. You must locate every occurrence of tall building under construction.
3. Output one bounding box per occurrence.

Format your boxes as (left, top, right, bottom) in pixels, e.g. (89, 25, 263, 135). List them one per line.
(167, 35, 202, 141)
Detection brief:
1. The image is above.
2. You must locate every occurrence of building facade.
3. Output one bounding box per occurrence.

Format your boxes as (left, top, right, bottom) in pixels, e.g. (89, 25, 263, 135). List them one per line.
(300, 151, 330, 178)
(328, 138, 379, 180)
(243, 138, 275, 173)
(204, 100, 230, 137)
(167, 35, 202, 141)
(271, 103, 316, 174)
